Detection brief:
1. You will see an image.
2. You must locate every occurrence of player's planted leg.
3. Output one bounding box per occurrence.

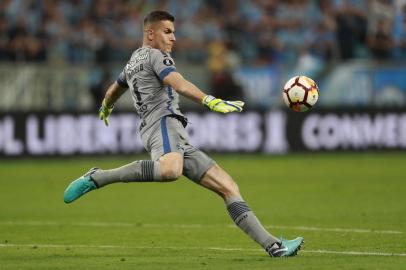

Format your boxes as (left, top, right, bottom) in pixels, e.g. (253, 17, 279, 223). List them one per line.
(225, 195, 280, 249)
(200, 164, 304, 257)
(267, 237, 304, 257)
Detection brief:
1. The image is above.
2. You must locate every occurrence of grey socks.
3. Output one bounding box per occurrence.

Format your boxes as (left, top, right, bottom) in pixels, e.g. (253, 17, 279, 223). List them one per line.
(91, 160, 162, 187)
(226, 196, 280, 250)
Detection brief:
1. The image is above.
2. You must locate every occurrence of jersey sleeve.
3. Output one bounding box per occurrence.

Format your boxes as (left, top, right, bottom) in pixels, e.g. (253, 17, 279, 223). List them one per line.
(150, 49, 176, 81)
(116, 70, 129, 88)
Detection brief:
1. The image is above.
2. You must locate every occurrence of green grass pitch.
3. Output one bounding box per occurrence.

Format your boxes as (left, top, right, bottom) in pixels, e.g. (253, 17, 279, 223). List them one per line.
(1, 153, 405, 269)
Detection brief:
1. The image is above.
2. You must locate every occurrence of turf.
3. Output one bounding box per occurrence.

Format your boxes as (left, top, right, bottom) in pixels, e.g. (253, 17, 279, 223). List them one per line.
(1, 153, 405, 269)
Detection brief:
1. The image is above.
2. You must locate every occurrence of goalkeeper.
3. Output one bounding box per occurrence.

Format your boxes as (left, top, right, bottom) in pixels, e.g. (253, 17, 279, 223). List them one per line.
(64, 10, 303, 257)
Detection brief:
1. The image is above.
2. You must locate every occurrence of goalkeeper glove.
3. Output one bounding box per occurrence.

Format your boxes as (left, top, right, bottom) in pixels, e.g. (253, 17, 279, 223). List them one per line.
(202, 95, 244, 113)
(99, 99, 114, 126)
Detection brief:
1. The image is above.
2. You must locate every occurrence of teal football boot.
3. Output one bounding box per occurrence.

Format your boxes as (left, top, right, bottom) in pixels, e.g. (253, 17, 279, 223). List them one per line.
(64, 168, 99, 203)
(267, 237, 304, 257)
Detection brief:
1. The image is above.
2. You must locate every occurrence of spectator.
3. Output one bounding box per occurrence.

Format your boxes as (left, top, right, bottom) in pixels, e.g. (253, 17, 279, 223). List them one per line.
(0, 15, 11, 60)
(368, 19, 395, 59)
(210, 70, 244, 101)
(89, 67, 111, 110)
(311, 0, 338, 61)
(367, 0, 396, 59)
(393, 3, 406, 59)
(273, 0, 317, 65)
(333, 0, 368, 59)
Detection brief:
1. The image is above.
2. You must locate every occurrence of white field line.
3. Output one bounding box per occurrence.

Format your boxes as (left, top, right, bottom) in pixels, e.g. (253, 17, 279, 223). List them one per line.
(264, 225, 403, 235)
(0, 220, 403, 235)
(0, 243, 405, 257)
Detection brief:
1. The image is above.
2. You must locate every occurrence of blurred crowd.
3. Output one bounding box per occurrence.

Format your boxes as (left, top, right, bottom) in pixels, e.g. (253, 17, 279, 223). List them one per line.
(0, 0, 406, 69)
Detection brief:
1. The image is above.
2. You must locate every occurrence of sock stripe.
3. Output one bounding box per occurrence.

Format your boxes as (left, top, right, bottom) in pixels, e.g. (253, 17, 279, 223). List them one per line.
(227, 201, 251, 221)
(141, 161, 154, 182)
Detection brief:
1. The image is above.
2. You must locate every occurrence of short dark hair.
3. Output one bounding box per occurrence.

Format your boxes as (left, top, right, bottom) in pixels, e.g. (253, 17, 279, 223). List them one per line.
(144, 11, 175, 26)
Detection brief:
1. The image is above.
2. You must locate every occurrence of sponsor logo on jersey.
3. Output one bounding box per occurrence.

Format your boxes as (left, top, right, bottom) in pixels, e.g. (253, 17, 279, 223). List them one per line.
(163, 58, 174, 66)
(134, 51, 148, 62)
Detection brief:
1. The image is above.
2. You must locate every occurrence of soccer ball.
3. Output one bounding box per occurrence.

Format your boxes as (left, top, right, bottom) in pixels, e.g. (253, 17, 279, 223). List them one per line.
(282, 75, 319, 112)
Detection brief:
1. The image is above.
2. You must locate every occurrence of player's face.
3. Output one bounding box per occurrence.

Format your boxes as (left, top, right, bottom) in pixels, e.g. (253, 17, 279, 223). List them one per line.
(152, 20, 176, 53)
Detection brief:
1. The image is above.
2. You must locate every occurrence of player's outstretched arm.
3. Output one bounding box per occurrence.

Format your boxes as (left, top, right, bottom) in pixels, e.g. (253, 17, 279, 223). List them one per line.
(99, 82, 128, 126)
(163, 72, 244, 113)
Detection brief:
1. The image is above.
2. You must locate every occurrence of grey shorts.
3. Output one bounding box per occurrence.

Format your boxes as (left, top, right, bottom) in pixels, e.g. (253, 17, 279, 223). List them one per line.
(140, 116, 215, 183)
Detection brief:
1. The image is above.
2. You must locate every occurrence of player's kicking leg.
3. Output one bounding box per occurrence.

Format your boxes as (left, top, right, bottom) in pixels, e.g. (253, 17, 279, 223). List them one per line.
(63, 167, 99, 203)
(63, 152, 183, 203)
(199, 164, 304, 257)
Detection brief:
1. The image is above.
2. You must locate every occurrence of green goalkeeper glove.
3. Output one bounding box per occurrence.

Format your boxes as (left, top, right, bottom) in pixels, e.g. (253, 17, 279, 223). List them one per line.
(202, 95, 244, 113)
(99, 99, 114, 126)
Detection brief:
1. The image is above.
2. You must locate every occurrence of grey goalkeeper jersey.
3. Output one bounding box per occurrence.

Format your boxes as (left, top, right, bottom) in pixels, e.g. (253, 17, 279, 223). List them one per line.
(116, 46, 186, 132)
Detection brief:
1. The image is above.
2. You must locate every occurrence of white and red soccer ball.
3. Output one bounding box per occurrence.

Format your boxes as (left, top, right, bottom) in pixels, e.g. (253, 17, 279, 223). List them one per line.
(282, 75, 319, 112)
